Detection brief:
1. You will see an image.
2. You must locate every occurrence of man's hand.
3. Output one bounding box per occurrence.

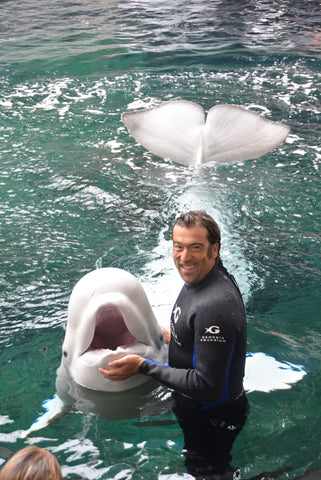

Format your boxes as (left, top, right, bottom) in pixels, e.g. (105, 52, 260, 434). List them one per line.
(98, 354, 145, 381)
(161, 326, 171, 344)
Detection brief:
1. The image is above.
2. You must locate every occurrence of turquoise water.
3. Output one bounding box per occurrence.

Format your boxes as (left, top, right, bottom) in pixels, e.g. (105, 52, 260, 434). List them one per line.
(0, 1, 320, 478)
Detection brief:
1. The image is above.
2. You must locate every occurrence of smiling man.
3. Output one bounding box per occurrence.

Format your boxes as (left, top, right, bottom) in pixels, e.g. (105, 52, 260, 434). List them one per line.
(99, 211, 249, 478)
(172, 215, 219, 285)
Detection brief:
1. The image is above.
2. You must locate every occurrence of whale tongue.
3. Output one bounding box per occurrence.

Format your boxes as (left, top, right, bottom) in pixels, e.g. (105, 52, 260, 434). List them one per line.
(87, 306, 135, 351)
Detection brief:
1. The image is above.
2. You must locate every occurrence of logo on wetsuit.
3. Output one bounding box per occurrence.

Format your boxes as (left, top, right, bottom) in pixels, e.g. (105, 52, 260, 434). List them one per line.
(205, 325, 220, 334)
(171, 303, 182, 346)
(201, 325, 226, 343)
(172, 304, 181, 323)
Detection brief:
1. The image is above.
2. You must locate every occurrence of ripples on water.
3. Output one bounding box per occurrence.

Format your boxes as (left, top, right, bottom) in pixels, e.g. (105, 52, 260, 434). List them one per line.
(1, 1, 321, 67)
(0, 1, 321, 479)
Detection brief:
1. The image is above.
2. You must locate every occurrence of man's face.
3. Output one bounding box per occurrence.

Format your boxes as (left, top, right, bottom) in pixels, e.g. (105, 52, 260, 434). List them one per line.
(172, 224, 219, 285)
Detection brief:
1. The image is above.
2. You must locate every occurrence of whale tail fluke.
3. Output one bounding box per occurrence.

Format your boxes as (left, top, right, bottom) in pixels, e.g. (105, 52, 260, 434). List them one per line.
(121, 100, 290, 166)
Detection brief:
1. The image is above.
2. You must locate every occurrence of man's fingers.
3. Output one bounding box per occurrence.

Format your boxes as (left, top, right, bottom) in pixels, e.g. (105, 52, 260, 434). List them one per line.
(98, 367, 122, 381)
(108, 358, 124, 368)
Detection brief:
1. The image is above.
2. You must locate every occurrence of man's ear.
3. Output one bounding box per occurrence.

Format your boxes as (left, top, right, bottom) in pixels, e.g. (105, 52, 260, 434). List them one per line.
(210, 242, 220, 260)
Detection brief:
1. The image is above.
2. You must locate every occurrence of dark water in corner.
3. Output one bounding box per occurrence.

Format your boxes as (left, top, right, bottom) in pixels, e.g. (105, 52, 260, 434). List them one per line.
(0, 1, 320, 479)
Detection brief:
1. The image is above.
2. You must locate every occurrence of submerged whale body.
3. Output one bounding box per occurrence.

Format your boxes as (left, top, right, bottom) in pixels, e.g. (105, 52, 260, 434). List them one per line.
(61, 267, 165, 392)
(21, 376, 170, 438)
(22, 351, 306, 438)
(21, 267, 305, 437)
(121, 100, 290, 166)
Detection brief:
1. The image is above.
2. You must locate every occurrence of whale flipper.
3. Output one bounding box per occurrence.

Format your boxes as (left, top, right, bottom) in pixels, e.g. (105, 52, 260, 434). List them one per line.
(121, 100, 290, 165)
(21, 394, 68, 438)
(244, 352, 306, 393)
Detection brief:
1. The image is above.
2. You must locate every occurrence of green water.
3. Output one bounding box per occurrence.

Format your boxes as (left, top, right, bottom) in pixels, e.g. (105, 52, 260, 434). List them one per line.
(1, 1, 320, 478)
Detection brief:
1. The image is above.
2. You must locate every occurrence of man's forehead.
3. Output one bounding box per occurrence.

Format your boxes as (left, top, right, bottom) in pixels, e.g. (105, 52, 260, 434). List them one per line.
(172, 224, 209, 243)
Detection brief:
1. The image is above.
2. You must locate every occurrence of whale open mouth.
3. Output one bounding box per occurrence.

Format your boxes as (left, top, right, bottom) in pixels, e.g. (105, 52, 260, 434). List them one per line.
(86, 306, 136, 352)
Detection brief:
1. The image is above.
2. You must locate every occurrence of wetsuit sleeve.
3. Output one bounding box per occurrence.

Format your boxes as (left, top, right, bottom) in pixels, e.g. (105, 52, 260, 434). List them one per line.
(139, 293, 243, 403)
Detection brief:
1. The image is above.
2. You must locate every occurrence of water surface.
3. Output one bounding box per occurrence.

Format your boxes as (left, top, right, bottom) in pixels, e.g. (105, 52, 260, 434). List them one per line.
(0, 1, 320, 479)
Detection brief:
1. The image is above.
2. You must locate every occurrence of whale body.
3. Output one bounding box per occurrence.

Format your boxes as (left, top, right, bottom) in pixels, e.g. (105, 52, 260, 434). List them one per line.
(22, 351, 305, 438)
(121, 100, 290, 166)
(21, 267, 305, 437)
(61, 267, 165, 393)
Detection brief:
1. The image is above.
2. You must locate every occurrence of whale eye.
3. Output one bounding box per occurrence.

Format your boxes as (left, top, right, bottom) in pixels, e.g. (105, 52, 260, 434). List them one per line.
(63, 351, 68, 358)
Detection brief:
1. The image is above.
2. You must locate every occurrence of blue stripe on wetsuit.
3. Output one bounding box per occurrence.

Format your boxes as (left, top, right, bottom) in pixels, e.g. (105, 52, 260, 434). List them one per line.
(143, 359, 172, 368)
(192, 342, 236, 410)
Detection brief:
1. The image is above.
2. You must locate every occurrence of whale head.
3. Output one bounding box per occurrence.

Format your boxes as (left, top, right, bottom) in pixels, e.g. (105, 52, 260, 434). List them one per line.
(61, 267, 164, 392)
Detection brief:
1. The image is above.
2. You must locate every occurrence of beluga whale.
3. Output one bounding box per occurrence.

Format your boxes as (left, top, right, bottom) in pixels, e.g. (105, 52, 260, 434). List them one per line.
(121, 100, 290, 166)
(60, 267, 165, 393)
(21, 267, 167, 437)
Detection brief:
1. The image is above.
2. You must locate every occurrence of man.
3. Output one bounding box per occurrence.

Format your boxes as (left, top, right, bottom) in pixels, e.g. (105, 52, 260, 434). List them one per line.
(99, 211, 249, 478)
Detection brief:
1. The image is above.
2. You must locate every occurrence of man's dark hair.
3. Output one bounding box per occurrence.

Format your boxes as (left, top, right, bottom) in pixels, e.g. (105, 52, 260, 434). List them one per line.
(173, 210, 221, 250)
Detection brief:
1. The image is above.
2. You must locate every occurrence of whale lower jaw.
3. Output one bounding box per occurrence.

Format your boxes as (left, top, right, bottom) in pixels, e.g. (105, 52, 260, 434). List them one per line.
(68, 342, 164, 392)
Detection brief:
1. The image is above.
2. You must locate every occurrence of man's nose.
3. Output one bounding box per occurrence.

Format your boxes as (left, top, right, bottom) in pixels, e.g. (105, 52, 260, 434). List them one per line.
(180, 248, 191, 261)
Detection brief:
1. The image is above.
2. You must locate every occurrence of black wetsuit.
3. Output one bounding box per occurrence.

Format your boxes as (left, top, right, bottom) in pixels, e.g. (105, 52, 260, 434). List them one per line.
(139, 260, 249, 477)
